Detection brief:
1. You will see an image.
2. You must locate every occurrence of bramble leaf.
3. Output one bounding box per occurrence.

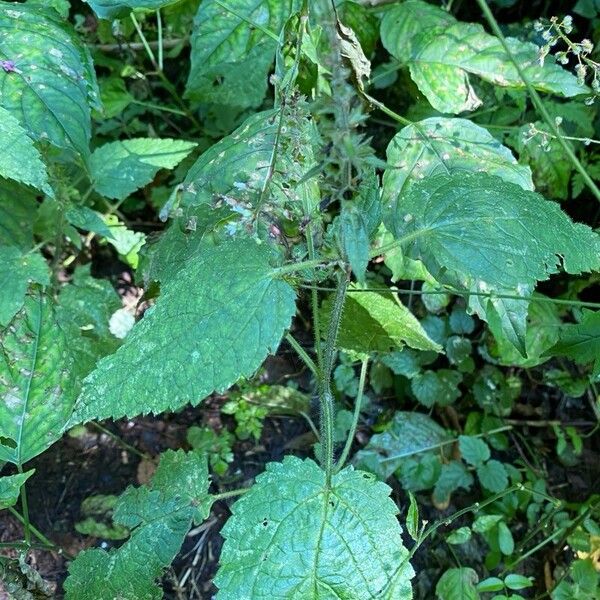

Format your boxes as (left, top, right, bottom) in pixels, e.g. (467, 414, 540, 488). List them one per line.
(382, 117, 533, 206)
(411, 369, 462, 408)
(550, 310, 600, 379)
(476, 459, 508, 493)
(64, 450, 211, 600)
(90, 138, 197, 201)
(381, 0, 586, 113)
(0, 291, 76, 465)
(73, 239, 297, 422)
(0, 470, 34, 510)
(215, 456, 414, 599)
(0, 247, 50, 326)
(324, 286, 442, 355)
(85, 0, 181, 20)
(458, 435, 490, 466)
(0, 107, 53, 196)
(0, 3, 100, 159)
(186, 0, 297, 108)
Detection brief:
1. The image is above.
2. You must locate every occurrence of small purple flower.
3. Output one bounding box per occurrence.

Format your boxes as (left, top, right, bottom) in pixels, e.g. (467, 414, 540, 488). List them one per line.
(0, 60, 16, 73)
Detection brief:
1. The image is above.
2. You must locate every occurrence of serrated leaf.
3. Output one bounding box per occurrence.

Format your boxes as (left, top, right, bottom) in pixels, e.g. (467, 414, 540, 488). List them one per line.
(433, 461, 474, 505)
(90, 138, 196, 201)
(66, 206, 114, 239)
(102, 215, 146, 269)
(355, 411, 451, 480)
(0, 470, 34, 510)
(0, 3, 100, 159)
(386, 173, 600, 352)
(185, 0, 297, 108)
(0, 291, 76, 465)
(476, 459, 508, 493)
(0, 247, 49, 326)
(215, 456, 414, 599)
(550, 310, 600, 379)
(85, 0, 181, 20)
(73, 239, 297, 423)
(65, 450, 211, 600)
(411, 369, 462, 408)
(55, 266, 122, 380)
(381, 1, 586, 113)
(325, 286, 442, 355)
(340, 205, 369, 283)
(0, 106, 53, 196)
(383, 118, 533, 207)
(458, 435, 491, 466)
(436, 568, 479, 600)
(0, 181, 39, 250)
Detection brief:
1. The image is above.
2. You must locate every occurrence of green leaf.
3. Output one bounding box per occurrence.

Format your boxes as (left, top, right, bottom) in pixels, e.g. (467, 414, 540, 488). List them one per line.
(411, 369, 462, 408)
(185, 0, 296, 108)
(476, 459, 508, 493)
(0, 291, 76, 465)
(476, 577, 504, 593)
(550, 310, 600, 379)
(387, 173, 600, 352)
(382, 118, 533, 206)
(0, 247, 49, 326)
(75, 494, 130, 541)
(433, 461, 474, 505)
(66, 207, 115, 239)
(447, 526, 472, 545)
(381, 1, 586, 113)
(0, 470, 34, 510)
(0, 107, 53, 196)
(436, 568, 480, 600)
(65, 450, 211, 600)
(326, 286, 442, 355)
(355, 411, 451, 480)
(0, 181, 39, 250)
(73, 239, 297, 423)
(102, 215, 146, 269)
(339, 205, 369, 283)
(498, 521, 515, 555)
(406, 491, 420, 541)
(459, 435, 491, 466)
(504, 574, 533, 591)
(215, 456, 414, 599)
(0, 3, 100, 159)
(85, 0, 181, 20)
(55, 266, 122, 380)
(90, 138, 196, 201)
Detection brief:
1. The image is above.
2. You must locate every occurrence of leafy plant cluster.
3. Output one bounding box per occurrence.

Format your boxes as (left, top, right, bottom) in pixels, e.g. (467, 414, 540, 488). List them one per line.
(1, 0, 600, 598)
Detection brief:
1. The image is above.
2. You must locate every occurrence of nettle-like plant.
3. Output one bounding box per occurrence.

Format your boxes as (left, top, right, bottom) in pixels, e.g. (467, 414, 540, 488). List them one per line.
(1, 0, 600, 598)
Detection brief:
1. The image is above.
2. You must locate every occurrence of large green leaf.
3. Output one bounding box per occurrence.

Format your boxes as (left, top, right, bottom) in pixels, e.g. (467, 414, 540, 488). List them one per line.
(185, 0, 297, 108)
(0, 247, 49, 326)
(65, 450, 211, 600)
(436, 568, 480, 600)
(386, 173, 600, 350)
(550, 310, 600, 379)
(382, 118, 533, 206)
(0, 181, 39, 250)
(215, 456, 414, 599)
(0, 470, 34, 510)
(381, 1, 586, 113)
(0, 107, 52, 196)
(85, 0, 181, 20)
(324, 286, 442, 355)
(0, 291, 76, 465)
(73, 239, 297, 422)
(0, 3, 100, 159)
(90, 138, 197, 201)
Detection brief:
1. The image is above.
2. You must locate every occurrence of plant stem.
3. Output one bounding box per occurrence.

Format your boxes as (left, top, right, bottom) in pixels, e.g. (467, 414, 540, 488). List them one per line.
(156, 10, 164, 71)
(15, 466, 31, 545)
(89, 421, 149, 460)
(212, 488, 250, 501)
(285, 333, 319, 377)
(475, 0, 600, 203)
(335, 356, 368, 472)
(319, 271, 349, 486)
(130, 13, 157, 68)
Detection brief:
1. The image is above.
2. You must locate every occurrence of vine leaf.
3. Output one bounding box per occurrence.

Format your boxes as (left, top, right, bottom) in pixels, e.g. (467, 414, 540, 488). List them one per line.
(0, 247, 50, 326)
(90, 138, 197, 201)
(0, 291, 76, 466)
(386, 173, 600, 353)
(0, 470, 34, 510)
(382, 117, 533, 207)
(381, 0, 586, 113)
(64, 450, 211, 600)
(185, 0, 298, 108)
(0, 107, 53, 197)
(324, 285, 442, 355)
(0, 3, 101, 160)
(84, 0, 181, 20)
(215, 456, 414, 599)
(550, 309, 600, 378)
(73, 239, 297, 423)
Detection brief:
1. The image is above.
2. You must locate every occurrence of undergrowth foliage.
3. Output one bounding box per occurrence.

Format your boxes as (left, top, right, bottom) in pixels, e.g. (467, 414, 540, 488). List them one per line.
(0, 0, 599, 598)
